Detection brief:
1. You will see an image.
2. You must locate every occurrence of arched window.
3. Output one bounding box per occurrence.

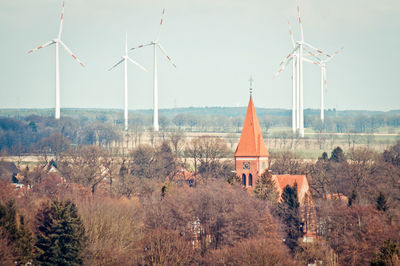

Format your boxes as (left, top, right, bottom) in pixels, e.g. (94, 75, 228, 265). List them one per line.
(249, 174, 253, 186)
(242, 174, 246, 186)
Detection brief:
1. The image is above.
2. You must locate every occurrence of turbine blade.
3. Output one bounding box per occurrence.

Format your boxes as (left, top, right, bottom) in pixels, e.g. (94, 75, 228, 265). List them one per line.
(127, 57, 147, 72)
(302, 56, 318, 65)
(158, 43, 176, 68)
(302, 42, 334, 61)
(273, 54, 295, 78)
(288, 20, 296, 48)
(28, 40, 55, 54)
(108, 58, 125, 71)
(129, 42, 153, 51)
(273, 44, 300, 78)
(58, 1, 65, 39)
(325, 47, 344, 63)
(302, 46, 323, 62)
(59, 40, 85, 67)
(156, 8, 166, 41)
(297, 4, 304, 42)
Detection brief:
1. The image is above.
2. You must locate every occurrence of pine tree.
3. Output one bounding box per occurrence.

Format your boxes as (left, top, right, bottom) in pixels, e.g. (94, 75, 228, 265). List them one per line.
(277, 183, 303, 251)
(330, 146, 345, 163)
(35, 200, 86, 266)
(376, 192, 388, 212)
(254, 170, 279, 202)
(348, 190, 357, 207)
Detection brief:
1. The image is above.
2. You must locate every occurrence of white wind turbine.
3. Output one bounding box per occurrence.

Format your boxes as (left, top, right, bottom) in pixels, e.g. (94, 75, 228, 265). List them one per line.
(274, 5, 306, 137)
(28, 1, 85, 120)
(274, 3, 340, 137)
(108, 33, 147, 131)
(129, 9, 176, 132)
(304, 47, 343, 122)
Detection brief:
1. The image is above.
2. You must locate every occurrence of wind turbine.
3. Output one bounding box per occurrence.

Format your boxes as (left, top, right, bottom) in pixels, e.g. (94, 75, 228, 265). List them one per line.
(108, 33, 147, 131)
(28, 1, 84, 120)
(273, 2, 340, 137)
(129, 9, 176, 132)
(274, 5, 306, 136)
(304, 47, 343, 122)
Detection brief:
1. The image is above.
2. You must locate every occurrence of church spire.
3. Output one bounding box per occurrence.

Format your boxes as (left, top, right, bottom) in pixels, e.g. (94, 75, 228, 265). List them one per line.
(234, 87, 269, 158)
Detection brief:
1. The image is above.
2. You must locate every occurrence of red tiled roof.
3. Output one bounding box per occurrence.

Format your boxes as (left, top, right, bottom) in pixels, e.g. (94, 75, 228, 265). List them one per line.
(234, 96, 269, 157)
(274, 174, 309, 204)
(167, 167, 195, 181)
(275, 175, 307, 192)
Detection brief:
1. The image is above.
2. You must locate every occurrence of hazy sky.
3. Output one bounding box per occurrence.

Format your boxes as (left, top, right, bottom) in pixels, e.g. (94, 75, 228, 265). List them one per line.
(0, 0, 399, 111)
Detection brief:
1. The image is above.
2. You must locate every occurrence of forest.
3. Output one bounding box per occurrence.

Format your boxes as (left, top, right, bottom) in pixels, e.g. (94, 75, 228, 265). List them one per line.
(0, 121, 400, 265)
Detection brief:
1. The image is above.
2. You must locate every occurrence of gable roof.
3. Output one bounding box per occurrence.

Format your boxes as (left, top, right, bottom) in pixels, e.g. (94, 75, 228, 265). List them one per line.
(274, 174, 309, 205)
(234, 96, 269, 157)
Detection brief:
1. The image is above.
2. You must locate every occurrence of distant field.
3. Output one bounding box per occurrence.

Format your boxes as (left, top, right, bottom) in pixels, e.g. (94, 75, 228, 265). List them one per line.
(117, 129, 400, 159)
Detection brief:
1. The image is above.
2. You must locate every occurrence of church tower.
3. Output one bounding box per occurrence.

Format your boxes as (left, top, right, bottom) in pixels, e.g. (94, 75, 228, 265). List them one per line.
(234, 83, 269, 189)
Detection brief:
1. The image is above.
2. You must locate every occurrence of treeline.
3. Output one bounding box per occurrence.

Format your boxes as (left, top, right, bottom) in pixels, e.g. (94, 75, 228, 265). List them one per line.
(0, 116, 120, 155)
(2, 108, 400, 133)
(1, 136, 400, 264)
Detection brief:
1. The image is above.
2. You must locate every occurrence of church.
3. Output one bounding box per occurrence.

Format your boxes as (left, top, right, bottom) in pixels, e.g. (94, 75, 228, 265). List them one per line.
(234, 90, 311, 207)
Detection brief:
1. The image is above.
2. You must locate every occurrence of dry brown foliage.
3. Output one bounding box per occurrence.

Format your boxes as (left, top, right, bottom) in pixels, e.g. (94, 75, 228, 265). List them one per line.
(204, 237, 296, 266)
(77, 196, 144, 265)
(136, 228, 198, 265)
(317, 201, 398, 265)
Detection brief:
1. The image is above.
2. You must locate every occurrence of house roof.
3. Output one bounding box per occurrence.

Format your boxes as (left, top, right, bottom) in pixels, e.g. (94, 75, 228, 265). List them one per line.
(167, 167, 195, 181)
(274, 174, 309, 204)
(234, 96, 269, 157)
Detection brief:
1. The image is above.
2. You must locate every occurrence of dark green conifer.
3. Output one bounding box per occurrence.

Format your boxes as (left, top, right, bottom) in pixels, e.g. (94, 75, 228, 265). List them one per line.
(376, 192, 388, 212)
(330, 146, 345, 163)
(34, 200, 86, 266)
(254, 170, 279, 202)
(277, 183, 303, 251)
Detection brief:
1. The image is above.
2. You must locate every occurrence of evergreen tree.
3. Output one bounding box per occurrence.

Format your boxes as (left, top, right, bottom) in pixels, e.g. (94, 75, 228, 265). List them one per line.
(319, 152, 328, 161)
(35, 200, 86, 266)
(371, 239, 400, 266)
(277, 183, 303, 251)
(0, 200, 34, 264)
(376, 192, 388, 212)
(348, 190, 357, 207)
(330, 146, 345, 163)
(254, 170, 279, 202)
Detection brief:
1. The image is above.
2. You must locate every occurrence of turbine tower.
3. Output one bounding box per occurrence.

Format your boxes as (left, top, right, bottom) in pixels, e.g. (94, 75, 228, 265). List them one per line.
(273, 2, 341, 137)
(28, 1, 85, 120)
(304, 47, 343, 122)
(130, 9, 176, 132)
(108, 33, 147, 131)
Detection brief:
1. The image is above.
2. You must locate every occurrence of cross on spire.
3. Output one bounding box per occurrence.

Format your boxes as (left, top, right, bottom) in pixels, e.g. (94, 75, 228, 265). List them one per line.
(249, 76, 254, 96)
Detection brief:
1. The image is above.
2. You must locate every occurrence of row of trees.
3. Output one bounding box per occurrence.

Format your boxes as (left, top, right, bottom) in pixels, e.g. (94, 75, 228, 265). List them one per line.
(135, 113, 400, 134)
(0, 116, 120, 155)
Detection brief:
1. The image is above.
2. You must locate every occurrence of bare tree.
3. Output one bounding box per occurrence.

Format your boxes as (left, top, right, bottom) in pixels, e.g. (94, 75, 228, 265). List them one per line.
(167, 130, 185, 156)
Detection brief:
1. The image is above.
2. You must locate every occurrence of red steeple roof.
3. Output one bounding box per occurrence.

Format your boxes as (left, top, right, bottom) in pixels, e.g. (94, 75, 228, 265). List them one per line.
(234, 96, 269, 157)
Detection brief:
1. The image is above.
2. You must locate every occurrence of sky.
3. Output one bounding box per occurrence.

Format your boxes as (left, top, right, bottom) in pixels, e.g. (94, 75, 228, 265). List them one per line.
(0, 0, 399, 111)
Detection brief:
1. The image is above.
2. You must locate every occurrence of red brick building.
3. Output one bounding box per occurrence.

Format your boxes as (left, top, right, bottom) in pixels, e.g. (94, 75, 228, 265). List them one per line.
(234, 95, 269, 188)
(235, 94, 316, 235)
(234, 94, 311, 204)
